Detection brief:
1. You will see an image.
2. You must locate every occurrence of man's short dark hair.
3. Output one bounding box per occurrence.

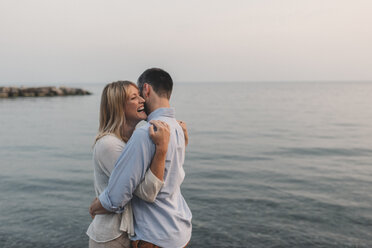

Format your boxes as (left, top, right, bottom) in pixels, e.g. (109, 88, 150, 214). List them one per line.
(137, 68, 173, 99)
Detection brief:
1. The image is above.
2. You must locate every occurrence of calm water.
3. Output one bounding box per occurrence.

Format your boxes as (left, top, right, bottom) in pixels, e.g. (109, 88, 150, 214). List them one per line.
(0, 82, 372, 248)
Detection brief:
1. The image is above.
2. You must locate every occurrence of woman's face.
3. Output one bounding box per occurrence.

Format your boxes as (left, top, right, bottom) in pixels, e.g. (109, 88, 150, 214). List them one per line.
(124, 85, 147, 123)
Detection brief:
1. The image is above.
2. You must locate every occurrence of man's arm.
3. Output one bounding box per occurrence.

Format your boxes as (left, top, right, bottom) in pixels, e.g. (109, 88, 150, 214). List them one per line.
(92, 127, 155, 215)
(134, 120, 169, 202)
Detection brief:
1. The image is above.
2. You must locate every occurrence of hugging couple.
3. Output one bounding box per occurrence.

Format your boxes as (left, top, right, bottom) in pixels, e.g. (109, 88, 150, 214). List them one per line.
(87, 68, 192, 248)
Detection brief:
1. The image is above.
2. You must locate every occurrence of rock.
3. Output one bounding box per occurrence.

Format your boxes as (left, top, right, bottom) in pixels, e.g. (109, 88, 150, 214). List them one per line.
(0, 86, 91, 98)
(50, 87, 64, 96)
(0, 92, 8, 98)
(22, 92, 36, 97)
(9, 87, 20, 97)
(0, 87, 10, 93)
(36, 87, 51, 97)
(59, 87, 68, 95)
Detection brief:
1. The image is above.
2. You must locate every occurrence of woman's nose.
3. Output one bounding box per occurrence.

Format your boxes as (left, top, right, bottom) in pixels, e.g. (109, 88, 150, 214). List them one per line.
(139, 96, 145, 103)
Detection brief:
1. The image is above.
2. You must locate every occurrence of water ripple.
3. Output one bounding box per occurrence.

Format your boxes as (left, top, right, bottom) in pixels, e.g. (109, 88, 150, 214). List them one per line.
(266, 147, 372, 157)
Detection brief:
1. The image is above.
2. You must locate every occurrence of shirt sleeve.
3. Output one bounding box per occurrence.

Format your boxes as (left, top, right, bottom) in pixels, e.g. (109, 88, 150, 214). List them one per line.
(95, 136, 125, 177)
(98, 127, 155, 213)
(134, 169, 164, 203)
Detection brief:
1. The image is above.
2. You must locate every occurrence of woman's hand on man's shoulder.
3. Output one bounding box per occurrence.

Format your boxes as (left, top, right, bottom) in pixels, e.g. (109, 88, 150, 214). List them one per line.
(177, 120, 188, 146)
(149, 120, 170, 152)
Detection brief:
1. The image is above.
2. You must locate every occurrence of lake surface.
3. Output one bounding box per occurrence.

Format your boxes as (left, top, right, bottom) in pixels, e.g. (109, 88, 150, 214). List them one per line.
(0, 82, 372, 247)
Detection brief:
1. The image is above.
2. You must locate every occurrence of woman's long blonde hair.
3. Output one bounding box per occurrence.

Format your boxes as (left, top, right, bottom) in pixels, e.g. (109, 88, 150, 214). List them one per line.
(95, 80, 138, 144)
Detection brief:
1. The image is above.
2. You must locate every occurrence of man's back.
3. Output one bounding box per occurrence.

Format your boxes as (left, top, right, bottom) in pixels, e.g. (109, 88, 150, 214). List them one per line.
(131, 108, 192, 247)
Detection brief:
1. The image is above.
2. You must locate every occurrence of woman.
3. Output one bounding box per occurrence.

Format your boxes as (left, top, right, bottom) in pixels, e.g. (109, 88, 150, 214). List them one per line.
(86, 81, 187, 248)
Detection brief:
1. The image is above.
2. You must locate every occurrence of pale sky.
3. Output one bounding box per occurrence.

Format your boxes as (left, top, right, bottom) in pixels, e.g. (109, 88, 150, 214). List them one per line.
(0, 0, 371, 83)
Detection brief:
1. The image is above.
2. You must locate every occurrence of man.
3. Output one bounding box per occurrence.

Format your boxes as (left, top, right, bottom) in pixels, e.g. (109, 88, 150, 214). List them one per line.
(89, 68, 192, 248)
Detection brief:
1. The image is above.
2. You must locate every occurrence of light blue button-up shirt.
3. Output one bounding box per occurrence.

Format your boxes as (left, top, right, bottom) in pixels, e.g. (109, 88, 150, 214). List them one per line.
(99, 108, 192, 248)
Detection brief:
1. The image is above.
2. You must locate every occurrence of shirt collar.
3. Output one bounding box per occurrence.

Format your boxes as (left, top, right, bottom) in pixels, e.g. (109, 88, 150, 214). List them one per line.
(147, 107, 175, 121)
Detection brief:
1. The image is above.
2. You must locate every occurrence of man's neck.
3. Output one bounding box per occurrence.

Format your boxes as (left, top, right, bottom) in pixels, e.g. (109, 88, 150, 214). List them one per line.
(147, 98, 170, 114)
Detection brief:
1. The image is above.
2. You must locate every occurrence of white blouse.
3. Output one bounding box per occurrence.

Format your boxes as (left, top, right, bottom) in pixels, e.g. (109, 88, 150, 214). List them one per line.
(86, 134, 164, 243)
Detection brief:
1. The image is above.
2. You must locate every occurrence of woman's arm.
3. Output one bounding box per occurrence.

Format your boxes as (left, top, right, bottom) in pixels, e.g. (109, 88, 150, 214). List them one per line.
(177, 120, 188, 146)
(134, 120, 170, 203)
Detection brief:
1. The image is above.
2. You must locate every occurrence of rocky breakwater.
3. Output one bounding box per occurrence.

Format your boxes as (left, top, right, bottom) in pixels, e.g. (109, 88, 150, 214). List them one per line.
(0, 86, 91, 98)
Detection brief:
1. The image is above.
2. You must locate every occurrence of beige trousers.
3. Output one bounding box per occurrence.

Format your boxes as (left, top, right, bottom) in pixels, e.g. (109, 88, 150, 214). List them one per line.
(89, 234, 130, 248)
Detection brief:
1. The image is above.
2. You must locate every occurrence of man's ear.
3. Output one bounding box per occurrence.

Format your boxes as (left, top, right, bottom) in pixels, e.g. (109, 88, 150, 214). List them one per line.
(143, 83, 151, 98)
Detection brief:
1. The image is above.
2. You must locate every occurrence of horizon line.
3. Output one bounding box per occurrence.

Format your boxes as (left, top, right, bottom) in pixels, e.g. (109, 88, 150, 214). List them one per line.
(1, 79, 372, 86)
